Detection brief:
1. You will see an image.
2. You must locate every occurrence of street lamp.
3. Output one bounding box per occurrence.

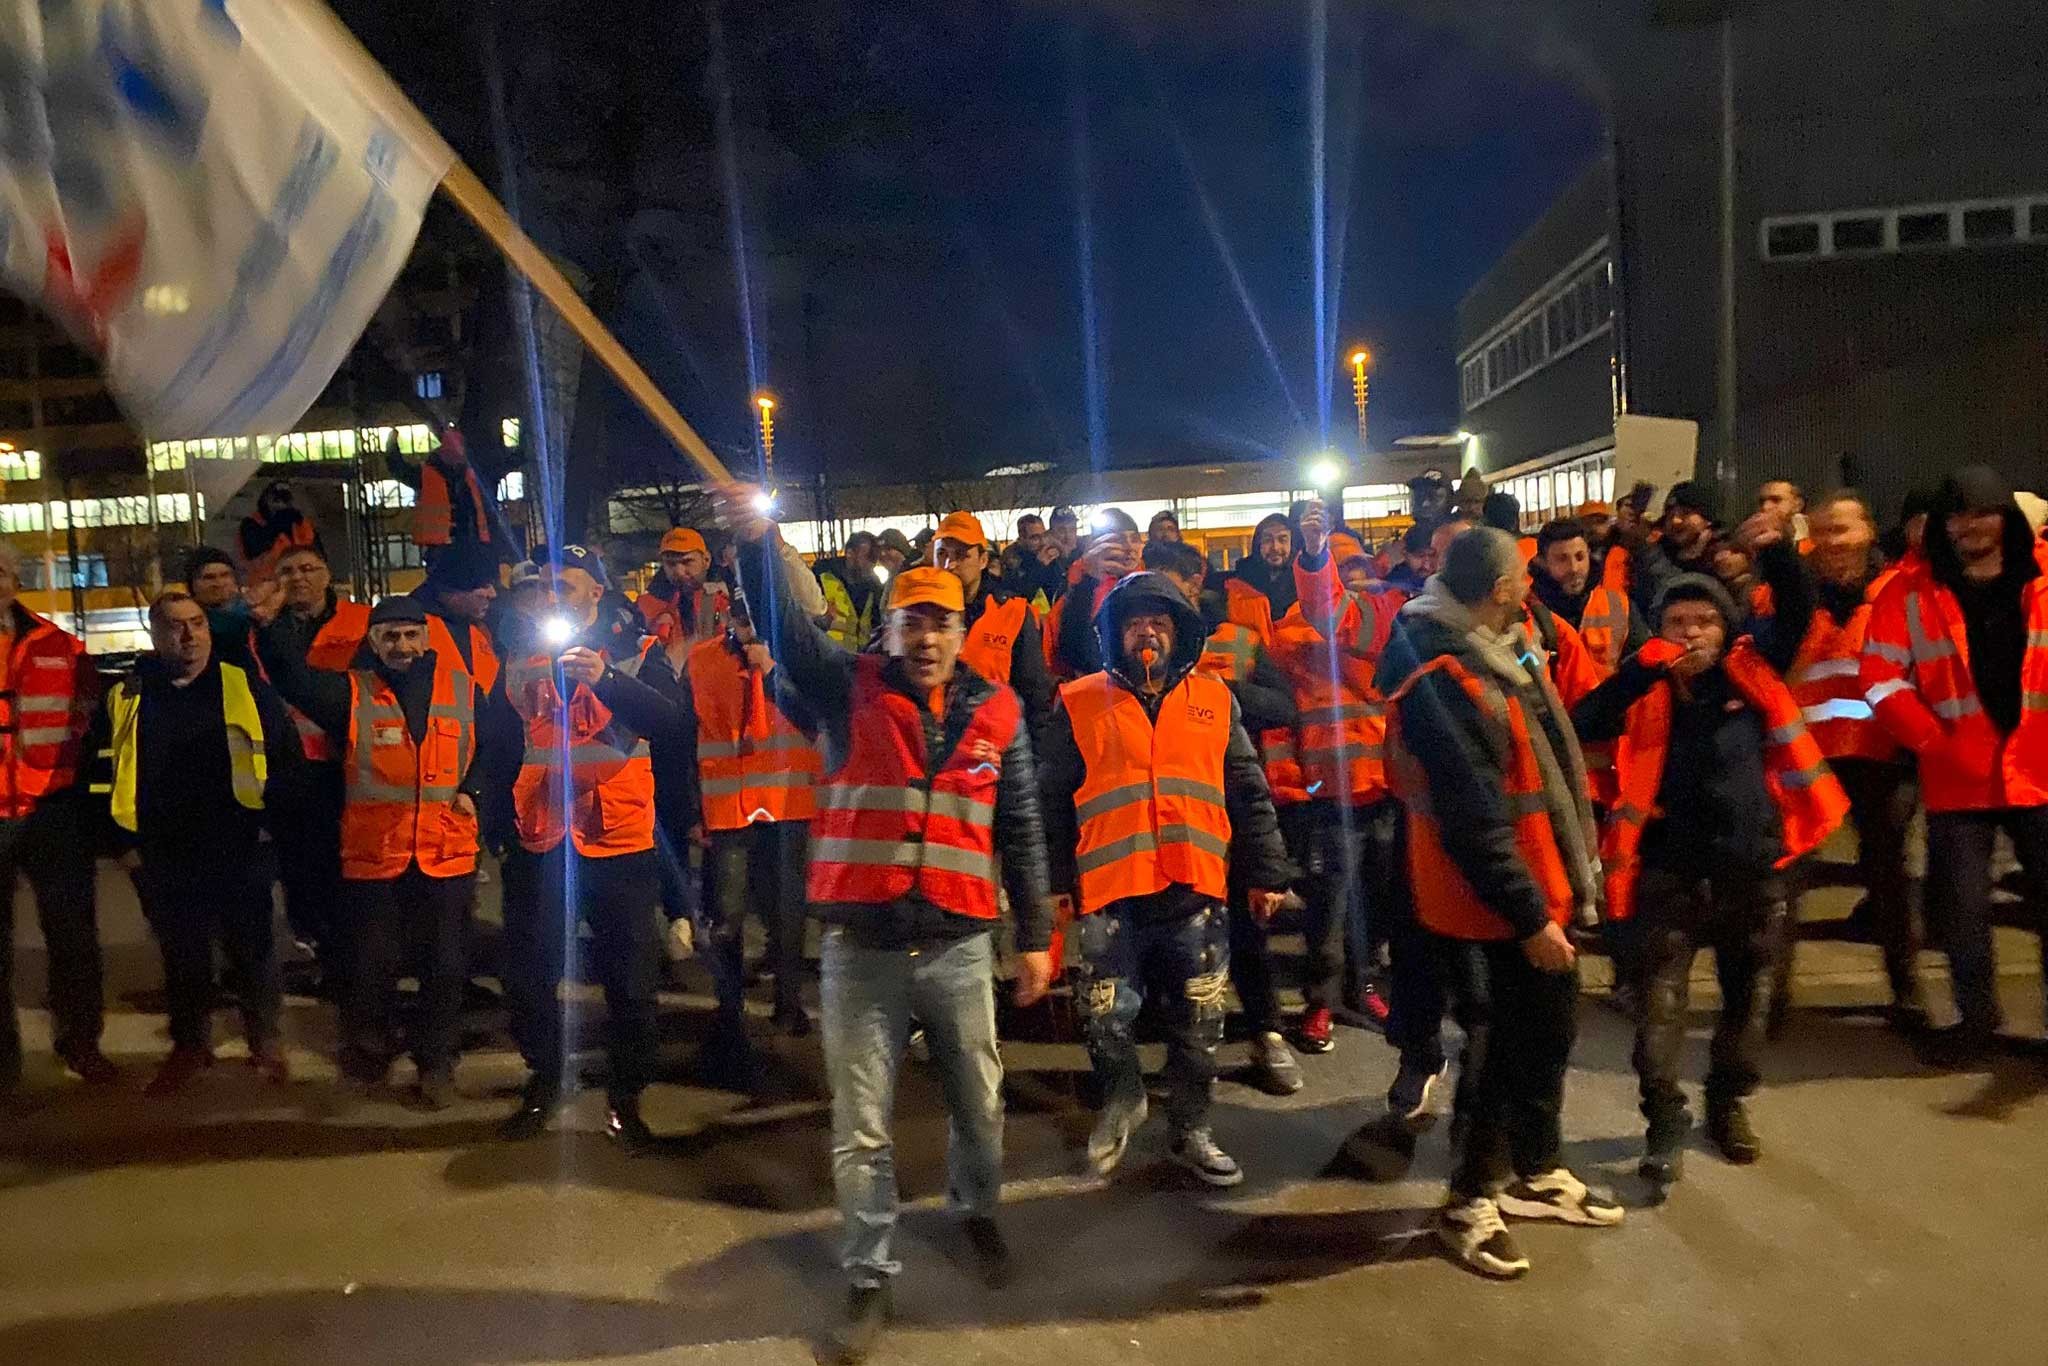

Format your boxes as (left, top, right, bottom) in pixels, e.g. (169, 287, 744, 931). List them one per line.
(753, 392, 777, 482)
(1348, 347, 1372, 455)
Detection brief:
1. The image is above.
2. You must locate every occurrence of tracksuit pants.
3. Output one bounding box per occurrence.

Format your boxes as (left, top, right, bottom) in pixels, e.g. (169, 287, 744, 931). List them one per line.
(1923, 805, 2048, 1038)
(703, 820, 808, 1028)
(1437, 934, 1576, 1199)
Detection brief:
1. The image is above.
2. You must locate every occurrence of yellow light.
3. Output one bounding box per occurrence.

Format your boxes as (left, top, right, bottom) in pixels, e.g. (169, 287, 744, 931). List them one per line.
(755, 394, 777, 411)
(1349, 348, 1371, 369)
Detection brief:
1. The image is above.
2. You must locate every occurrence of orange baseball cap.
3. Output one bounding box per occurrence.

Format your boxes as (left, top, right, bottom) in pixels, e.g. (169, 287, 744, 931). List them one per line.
(934, 510, 988, 549)
(890, 566, 966, 613)
(1576, 500, 1614, 519)
(660, 527, 707, 557)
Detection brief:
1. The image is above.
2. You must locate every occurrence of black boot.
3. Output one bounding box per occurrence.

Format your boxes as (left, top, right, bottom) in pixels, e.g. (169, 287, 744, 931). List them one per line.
(830, 1283, 891, 1364)
(1639, 1110, 1688, 1188)
(498, 1077, 560, 1141)
(964, 1216, 1012, 1289)
(607, 1093, 657, 1153)
(1707, 1100, 1761, 1165)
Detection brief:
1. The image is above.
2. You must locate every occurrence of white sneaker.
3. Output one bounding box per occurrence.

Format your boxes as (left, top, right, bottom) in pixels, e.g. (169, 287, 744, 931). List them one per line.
(1250, 1032, 1304, 1095)
(664, 917, 695, 962)
(1086, 1095, 1147, 1178)
(1169, 1127, 1245, 1188)
(1436, 1196, 1530, 1279)
(1498, 1168, 1626, 1227)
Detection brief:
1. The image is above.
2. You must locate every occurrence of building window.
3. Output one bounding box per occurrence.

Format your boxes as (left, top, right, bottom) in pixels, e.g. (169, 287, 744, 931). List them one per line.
(0, 399, 34, 430)
(1831, 216, 1885, 252)
(414, 372, 444, 400)
(1962, 206, 2016, 243)
(1460, 248, 1615, 411)
(38, 344, 97, 378)
(378, 533, 423, 571)
(0, 448, 41, 481)
(1896, 210, 1952, 249)
(1765, 222, 1823, 259)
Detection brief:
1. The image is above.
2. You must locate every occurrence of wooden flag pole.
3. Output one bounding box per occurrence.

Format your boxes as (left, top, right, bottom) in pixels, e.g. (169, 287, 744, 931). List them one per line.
(436, 161, 732, 485)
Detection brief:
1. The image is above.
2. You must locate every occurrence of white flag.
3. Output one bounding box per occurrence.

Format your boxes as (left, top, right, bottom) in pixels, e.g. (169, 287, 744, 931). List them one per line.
(0, 0, 453, 441)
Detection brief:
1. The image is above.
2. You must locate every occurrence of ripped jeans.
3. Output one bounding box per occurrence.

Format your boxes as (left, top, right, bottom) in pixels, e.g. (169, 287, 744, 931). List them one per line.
(1072, 903, 1231, 1135)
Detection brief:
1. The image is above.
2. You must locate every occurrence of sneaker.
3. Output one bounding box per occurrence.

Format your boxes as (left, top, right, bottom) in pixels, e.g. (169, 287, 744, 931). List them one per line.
(1640, 1113, 1688, 1187)
(415, 1072, 456, 1112)
(497, 1079, 561, 1142)
(1387, 1060, 1450, 1133)
(1707, 1101, 1761, 1166)
(59, 1047, 121, 1086)
(1498, 1168, 1625, 1227)
(1169, 1127, 1245, 1188)
(963, 1215, 1012, 1289)
(830, 1283, 892, 1365)
(664, 916, 695, 963)
(1294, 1007, 1336, 1055)
(1436, 1196, 1530, 1279)
(1354, 983, 1391, 1030)
(1249, 1031, 1304, 1096)
(607, 1095, 658, 1153)
(1085, 1095, 1147, 1179)
(144, 1045, 215, 1098)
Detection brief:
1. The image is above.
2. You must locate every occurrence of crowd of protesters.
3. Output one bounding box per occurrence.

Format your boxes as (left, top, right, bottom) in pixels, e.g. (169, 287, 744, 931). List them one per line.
(2, 459, 2045, 1362)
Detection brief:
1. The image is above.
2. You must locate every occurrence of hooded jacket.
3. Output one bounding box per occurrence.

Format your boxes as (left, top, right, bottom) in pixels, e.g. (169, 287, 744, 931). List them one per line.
(1229, 515, 1301, 621)
(1038, 573, 1295, 922)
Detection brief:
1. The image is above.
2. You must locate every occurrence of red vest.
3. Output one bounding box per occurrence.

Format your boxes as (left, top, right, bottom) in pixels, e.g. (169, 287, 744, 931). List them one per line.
(807, 655, 1019, 920)
(685, 636, 821, 830)
(1, 611, 91, 819)
(340, 664, 478, 880)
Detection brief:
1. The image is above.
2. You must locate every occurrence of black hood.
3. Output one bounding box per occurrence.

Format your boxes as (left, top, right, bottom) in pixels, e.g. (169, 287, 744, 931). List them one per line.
(1094, 572, 1207, 683)
(1925, 485, 2040, 591)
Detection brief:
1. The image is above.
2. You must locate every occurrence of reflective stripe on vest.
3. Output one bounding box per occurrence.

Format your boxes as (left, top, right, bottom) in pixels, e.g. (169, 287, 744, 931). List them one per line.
(961, 595, 1028, 686)
(687, 635, 822, 829)
(1384, 653, 1579, 941)
(1789, 570, 1899, 762)
(1577, 586, 1629, 671)
(341, 665, 478, 880)
(1, 613, 87, 814)
(1059, 670, 1233, 913)
(1600, 640, 1848, 921)
(507, 650, 656, 857)
(1197, 623, 1257, 683)
(98, 664, 267, 833)
(806, 655, 1017, 919)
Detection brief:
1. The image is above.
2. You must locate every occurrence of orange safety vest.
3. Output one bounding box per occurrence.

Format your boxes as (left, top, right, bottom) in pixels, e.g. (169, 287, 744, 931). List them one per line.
(1788, 568, 1902, 764)
(413, 460, 491, 548)
(283, 599, 371, 763)
(1575, 584, 1632, 671)
(243, 517, 318, 585)
(1386, 653, 1580, 941)
(640, 581, 730, 649)
(1862, 566, 2048, 812)
(0, 610, 90, 818)
(1223, 577, 1276, 648)
(1602, 640, 1848, 920)
(1599, 543, 1632, 595)
(1516, 535, 1539, 566)
(1202, 619, 1311, 805)
(428, 613, 500, 696)
(807, 654, 1018, 919)
(961, 593, 1030, 686)
(340, 663, 479, 880)
(1061, 670, 1233, 913)
(506, 649, 656, 858)
(685, 636, 821, 830)
(1269, 598, 1390, 805)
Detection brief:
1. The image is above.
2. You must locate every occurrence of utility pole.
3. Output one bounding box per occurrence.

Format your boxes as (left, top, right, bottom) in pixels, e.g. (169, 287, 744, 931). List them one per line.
(754, 393, 777, 485)
(1349, 348, 1372, 456)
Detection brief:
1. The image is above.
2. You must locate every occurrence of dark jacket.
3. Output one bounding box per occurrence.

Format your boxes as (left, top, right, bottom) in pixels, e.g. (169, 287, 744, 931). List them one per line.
(1377, 611, 1579, 940)
(1038, 574, 1294, 921)
(631, 640, 702, 837)
(965, 577, 1056, 747)
(87, 654, 302, 851)
(1530, 564, 1651, 658)
(1230, 554, 1299, 621)
(1568, 546, 1813, 882)
(738, 536, 1055, 951)
(1200, 588, 1297, 734)
(1924, 500, 2042, 736)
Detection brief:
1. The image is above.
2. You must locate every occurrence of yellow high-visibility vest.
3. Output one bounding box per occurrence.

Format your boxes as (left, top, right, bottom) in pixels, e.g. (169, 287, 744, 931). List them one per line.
(94, 663, 268, 832)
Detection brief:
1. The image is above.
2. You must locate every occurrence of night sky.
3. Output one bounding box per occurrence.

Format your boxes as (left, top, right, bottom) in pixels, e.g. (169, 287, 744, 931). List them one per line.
(348, 1, 1607, 489)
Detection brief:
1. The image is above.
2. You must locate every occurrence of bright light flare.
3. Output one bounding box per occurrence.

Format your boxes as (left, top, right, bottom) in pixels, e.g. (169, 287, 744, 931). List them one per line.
(1307, 457, 1343, 489)
(755, 393, 776, 411)
(752, 491, 776, 515)
(542, 615, 576, 648)
(874, 564, 893, 586)
(1350, 348, 1371, 369)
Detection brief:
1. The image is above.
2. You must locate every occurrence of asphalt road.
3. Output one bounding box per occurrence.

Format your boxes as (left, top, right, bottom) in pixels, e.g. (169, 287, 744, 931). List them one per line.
(3, 857, 2044, 1365)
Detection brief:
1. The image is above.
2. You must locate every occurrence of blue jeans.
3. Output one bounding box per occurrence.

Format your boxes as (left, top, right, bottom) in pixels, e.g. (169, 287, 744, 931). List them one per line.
(1072, 903, 1230, 1134)
(820, 927, 1004, 1288)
